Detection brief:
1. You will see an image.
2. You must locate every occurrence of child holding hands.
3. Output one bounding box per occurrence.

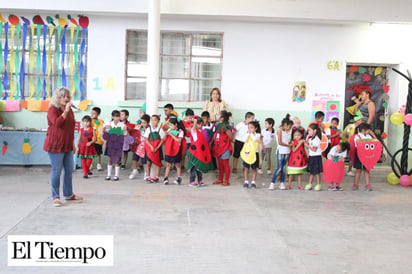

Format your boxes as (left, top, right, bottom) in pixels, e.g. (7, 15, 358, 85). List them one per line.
(286, 126, 307, 190)
(77, 115, 97, 178)
(305, 123, 323, 191)
(144, 115, 165, 183)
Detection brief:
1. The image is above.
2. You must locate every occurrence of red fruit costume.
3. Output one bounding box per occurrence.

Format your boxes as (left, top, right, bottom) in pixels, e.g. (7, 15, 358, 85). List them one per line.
(187, 128, 214, 173)
(213, 122, 233, 185)
(77, 127, 97, 176)
(144, 127, 163, 167)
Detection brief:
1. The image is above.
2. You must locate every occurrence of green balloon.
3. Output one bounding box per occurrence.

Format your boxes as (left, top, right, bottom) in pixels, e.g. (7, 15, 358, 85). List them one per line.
(387, 172, 399, 185)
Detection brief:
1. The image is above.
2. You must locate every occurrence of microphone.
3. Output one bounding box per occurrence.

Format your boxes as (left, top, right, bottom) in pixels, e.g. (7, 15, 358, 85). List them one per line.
(71, 104, 79, 110)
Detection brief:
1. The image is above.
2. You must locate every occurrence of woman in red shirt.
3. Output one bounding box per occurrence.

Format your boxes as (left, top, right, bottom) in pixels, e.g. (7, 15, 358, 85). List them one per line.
(44, 87, 83, 207)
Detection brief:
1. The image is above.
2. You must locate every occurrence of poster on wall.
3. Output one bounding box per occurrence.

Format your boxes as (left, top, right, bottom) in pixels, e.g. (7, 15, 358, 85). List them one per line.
(292, 81, 306, 103)
(311, 92, 341, 122)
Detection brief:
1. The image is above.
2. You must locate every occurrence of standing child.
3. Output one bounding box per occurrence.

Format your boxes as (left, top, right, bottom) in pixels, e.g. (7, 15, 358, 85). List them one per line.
(77, 115, 98, 178)
(353, 123, 376, 191)
(129, 114, 150, 180)
(120, 109, 130, 169)
(268, 114, 293, 190)
(161, 103, 178, 131)
(104, 110, 126, 181)
(258, 118, 276, 175)
(201, 111, 216, 169)
(327, 142, 350, 190)
(187, 116, 214, 187)
(241, 121, 262, 189)
(324, 117, 341, 157)
(232, 112, 255, 173)
(144, 115, 165, 183)
(309, 111, 326, 133)
(286, 127, 308, 190)
(91, 107, 104, 171)
(163, 117, 185, 185)
(213, 110, 234, 186)
(305, 123, 323, 191)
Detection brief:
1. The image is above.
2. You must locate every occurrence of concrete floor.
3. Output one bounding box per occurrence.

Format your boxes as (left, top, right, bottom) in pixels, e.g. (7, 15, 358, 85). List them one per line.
(0, 164, 412, 274)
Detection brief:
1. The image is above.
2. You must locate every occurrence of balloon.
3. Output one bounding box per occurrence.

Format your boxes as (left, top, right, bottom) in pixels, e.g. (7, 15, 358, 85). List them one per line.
(386, 172, 399, 185)
(390, 113, 404, 125)
(399, 175, 411, 187)
(404, 114, 412, 126)
(341, 123, 356, 142)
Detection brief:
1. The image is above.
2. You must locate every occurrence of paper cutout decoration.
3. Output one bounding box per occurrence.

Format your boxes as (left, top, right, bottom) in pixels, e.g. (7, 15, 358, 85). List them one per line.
(322, 158, 345, 184)
(326, 101, 340, 112)
(40, 100, 49, 111)
(374, 67, 383, 76)
(0, 101, 5, 111)
(22, 138, 32, 154)
(292, 81, 306, 102)
(349, 66, 358, 73)
(348, 85, 371, 95)
(354, 110, 364, 122)
(20, 100, 27, 109)
(357, 139, 382, 171)
(358, 67, 367, 74)
(4, 100, 20, 111)
(327, 61, 340, 71)
(320, 134, 329, 152)
(2, 141, 8, 155)
(78, 99, 89, 111)
(27, 100, 42, 111)
(363, 73, 371, 82)
(382, 85, 390, 93)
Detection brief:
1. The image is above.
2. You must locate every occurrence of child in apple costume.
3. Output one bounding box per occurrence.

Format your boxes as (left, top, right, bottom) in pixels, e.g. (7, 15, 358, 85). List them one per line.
(324, 142, 350, 190)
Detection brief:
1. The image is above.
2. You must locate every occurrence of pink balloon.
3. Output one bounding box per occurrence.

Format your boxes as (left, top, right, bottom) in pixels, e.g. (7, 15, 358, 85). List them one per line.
(399, 175, 411, 187)
(405, 114, 412, 126)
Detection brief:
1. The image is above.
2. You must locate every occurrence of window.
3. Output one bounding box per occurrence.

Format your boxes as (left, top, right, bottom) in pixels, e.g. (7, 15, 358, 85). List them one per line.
(0, 24, 87, 100)
(125, 31, 223, 102)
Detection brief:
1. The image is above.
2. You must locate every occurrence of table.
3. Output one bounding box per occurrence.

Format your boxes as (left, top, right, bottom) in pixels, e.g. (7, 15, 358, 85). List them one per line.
(0, 131, 50, 165)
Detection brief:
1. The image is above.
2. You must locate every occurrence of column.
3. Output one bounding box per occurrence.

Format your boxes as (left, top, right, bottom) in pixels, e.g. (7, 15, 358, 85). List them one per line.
(146, 0, 161, 116)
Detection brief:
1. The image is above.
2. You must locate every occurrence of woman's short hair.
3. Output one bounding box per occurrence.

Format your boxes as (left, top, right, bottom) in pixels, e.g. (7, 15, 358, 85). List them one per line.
(209, 87, 222, 102)
(49, 87, 71, 109)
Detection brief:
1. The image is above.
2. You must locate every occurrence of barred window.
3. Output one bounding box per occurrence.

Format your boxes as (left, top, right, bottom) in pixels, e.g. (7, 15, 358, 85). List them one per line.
(126, 31, 223, 102)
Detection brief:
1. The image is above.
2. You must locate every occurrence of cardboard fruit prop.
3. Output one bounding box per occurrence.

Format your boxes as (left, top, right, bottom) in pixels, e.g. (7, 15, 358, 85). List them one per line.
(357, 139, 382, 171)
(322, 158, 345, 184)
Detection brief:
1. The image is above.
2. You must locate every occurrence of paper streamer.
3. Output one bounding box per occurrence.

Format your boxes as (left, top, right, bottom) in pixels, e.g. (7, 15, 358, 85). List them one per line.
(29, 24, 35, 72)
(2, 23, 9, 99)
(19, 22, 28, 100)
(0, 22, 3, 74)
(61, 26, 67, 87)
(42, 25, 48, 100)
(56, 26, 61, 88)
(79, 28, 86, 101)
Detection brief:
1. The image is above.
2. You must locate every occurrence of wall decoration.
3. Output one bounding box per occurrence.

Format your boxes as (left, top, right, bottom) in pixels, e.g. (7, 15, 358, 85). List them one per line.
(22, 138, 32, 154)
(292, 81, 306, 102)
(311, 92, 341, 123)
(0, 13, 89, 112)
(327, 60, 340, 71)
(2, 141, 8, 156)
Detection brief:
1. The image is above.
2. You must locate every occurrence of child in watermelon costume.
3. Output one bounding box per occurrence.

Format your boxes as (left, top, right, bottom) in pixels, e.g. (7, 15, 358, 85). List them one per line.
(286, 127, 307, 190)
(144, 115, 165, 183)
(240, 121, 262, 189)
(187, 116, 214, 187)
(213, 110, 234, 186)
(77, 115, 98, 178)
(163, 117, 185, 185)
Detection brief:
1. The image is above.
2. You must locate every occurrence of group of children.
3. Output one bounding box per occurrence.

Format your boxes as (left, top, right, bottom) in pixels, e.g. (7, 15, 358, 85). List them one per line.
(74, 105, 376, 191)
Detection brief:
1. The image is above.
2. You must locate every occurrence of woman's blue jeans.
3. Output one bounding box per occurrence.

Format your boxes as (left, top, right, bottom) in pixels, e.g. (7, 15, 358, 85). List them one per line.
(48, 152, 74, 199)
(271, 153, 289, 183)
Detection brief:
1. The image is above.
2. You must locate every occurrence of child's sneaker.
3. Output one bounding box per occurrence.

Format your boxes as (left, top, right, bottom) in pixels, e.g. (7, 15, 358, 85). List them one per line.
(328, 184, 336, 191)
(352, 184, 359, 190)
(146, 177, 153, 183)
(314, 184, 321, 191)
(174, 177, 182, 185)
(335, 185, 343, 191)
(97, 163, 103, 171)
(188, 181, 198, 187)
(279, 182, 286, 190)
(152, 177, 159, 183)
(347, 170, 355, 176)
(121, 164, 126, 170)
(305, 183, 312, 190)
(268, 182, 275, 190)
(250, 181, 256, 189)
(243, 181, 249, 188)
(112, 176, 119, 181)
(105, 176, 111, 181)
(198, 181, 204, 187)
(267, 170, 272, 175)
(163, 177, 169, 185)
(365, 184, 373, 191)
(257, 169, 263, 175)
(129, 170, 138, 180)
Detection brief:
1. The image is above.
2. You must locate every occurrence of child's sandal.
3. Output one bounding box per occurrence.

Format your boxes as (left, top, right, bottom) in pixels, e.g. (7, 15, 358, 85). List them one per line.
(222, 181, 230, 186)
(286, 185, 291, 190)
(213, 180, 222, 185)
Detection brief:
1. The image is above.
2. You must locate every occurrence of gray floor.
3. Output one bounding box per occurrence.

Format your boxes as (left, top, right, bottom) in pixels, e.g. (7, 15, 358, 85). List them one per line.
(0, 164, 411, 274)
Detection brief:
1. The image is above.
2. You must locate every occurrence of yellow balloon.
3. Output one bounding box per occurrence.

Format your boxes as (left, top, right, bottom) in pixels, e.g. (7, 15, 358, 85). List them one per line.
(387, 172, 400, 185)
(341, 123, 356, 142)
(390, 113, 404, 125)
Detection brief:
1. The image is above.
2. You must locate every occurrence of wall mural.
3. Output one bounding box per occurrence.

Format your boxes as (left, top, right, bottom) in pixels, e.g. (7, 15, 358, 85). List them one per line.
(0, 13, 89, 112)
